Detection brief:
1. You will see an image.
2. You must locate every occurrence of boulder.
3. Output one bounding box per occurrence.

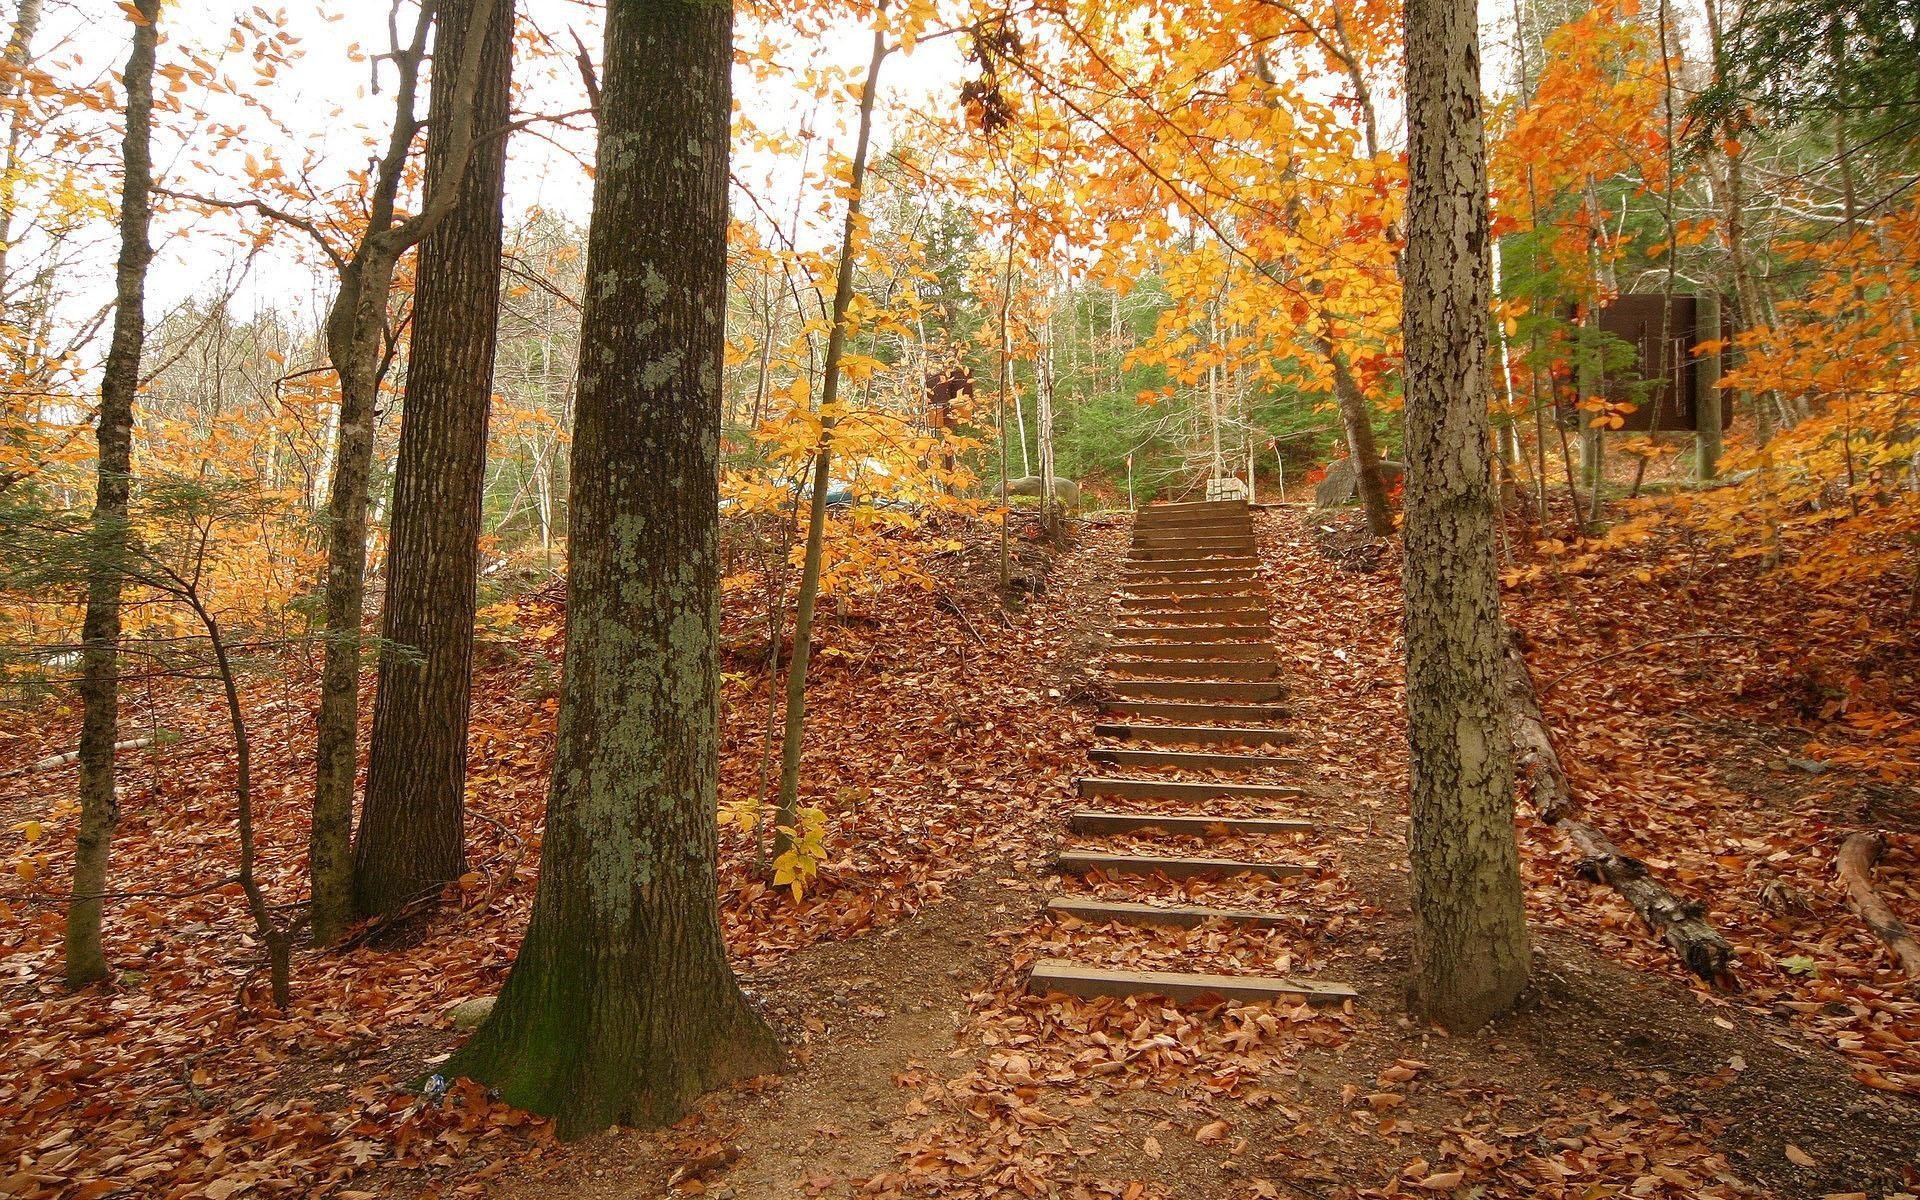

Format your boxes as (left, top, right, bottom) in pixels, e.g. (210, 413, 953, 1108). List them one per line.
(1005, 475, 1081, 511)
(1313, 457, 1404, 509)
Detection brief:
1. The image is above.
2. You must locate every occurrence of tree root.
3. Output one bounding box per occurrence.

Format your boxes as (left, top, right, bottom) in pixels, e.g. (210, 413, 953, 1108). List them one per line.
(1836, 831, 1920, 981)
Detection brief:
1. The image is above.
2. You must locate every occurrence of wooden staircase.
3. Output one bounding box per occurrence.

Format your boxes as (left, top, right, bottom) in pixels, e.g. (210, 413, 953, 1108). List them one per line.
(1028, 497, 1355, 1008)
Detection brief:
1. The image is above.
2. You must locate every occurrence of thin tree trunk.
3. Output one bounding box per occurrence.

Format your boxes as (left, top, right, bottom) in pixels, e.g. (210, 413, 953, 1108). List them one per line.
(1321, 336, 1394, 535)
(773, 21, 887, 854)
(445, 0, 780, 1137)
(997, 225, 1016, 588)
(1400, 0, 1530, 1028)
(1036, 305, 1059, 536)
(1011, 277, 1031, 478)
(66, 0, 158, 989)
(355, 0, 515, 924)
(0, 0, 44, 307)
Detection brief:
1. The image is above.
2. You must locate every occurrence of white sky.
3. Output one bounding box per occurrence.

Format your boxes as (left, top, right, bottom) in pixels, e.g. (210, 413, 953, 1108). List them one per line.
(123, 0, 972, 325)
(29, 0, 1562, 353)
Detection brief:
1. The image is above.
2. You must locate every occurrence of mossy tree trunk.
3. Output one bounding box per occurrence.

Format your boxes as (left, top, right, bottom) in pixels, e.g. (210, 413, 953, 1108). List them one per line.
(356, 0, 515, 922)
(1400, 0, 1531, 1029)
(66, 0, 158, 989)
(444, 0, 780, 1138)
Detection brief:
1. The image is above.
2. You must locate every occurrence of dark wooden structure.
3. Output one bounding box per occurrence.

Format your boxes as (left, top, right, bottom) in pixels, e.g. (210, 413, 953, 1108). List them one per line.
(1592, 294, 1733, 433)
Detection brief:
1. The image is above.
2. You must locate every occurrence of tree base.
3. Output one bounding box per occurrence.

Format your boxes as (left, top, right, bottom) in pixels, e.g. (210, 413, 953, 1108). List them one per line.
(443, 964, 782, 1140)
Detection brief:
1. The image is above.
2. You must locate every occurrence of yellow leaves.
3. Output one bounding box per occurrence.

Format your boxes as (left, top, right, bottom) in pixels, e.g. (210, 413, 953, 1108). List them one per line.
(837, 352, 887, 383)
(771, 805, 829, 901)
(718, 798, 762, 835)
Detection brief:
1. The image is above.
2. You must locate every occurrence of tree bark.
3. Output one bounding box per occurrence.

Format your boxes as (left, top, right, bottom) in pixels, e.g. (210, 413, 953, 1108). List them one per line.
(355, 0, 515, 922)
(65, 0, 158, 990)
(1322, 335, 1394, 535)
(1399, 0, 1530, 1028)
(1694, 293, 1722, 479)
(445, 0, 779, 1138)
(308, 0, 499, 945)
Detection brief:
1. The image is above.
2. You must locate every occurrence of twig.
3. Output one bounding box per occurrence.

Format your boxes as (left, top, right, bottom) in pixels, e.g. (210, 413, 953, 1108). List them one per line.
(1538, 632, 1760, 695)
(936, 590, 987, 649)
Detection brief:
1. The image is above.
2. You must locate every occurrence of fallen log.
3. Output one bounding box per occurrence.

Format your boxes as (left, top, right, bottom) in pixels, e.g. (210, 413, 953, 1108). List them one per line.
(1836, 831, 1920, 980)
(5, 736, 159, 778)
(1501, 632, 1737, 988)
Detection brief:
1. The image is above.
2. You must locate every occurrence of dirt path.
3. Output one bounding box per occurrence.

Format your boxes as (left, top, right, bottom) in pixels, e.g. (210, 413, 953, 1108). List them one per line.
(464, 506, 1920, 1200)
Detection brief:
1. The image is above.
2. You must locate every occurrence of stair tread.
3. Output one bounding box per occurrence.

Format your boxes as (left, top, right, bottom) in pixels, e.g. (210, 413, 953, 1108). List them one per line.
(1068, 809, 1313, 835)
(1028, 959, 1354, 1004)
(1044, 896, 1294, 928)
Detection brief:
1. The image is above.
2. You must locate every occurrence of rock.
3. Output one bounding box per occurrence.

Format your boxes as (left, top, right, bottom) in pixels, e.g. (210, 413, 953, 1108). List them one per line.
(1005, 475, 1081, 511)
(1313, 457, 1404, 509)
(447, 996, 497, 1030)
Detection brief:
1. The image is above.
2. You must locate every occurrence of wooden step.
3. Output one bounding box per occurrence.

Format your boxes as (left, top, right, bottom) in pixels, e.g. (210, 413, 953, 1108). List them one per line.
(1111, 625, 1269, 641)
(1105, 642, 1276, 661)
(1067, 809, 1313, 835)
(1056, 849, 1307, 880)
(1131, 544, 1255, 562)
(1045, 896, 1294, 929)
(1121, 562, 1259, 576)
(1119, 584, 1262, 599)
(1076, 775, 1312, 801)
(1028, 960, 1355, 1005)
(1126, 563, 1261, 577)
(1106, 658, 1280, 681)
(1118, 595, 1265, 613)
(1085, 747, 1305, 773)
(1129, 522, 1251, 539)
(1121, 580, 1265, 598)
(1113, 609, 1268, 626)
(1095, 721, 1299, 747)
(1106, 679, 1287, 702)
(1136, 500, 1247, 516)
(1100, 699, 1294, 722)
(1132, 532, 1256, 549)
(1124, 555, 1258, 570)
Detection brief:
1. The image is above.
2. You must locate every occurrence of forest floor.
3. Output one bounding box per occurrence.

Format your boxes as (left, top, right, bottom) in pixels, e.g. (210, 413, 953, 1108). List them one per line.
(3, 502, 1919, 1199)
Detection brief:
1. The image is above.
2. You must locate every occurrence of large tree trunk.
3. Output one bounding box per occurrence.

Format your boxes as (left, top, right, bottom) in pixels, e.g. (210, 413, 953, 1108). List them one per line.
(355, 0, 515, 922)
(1399, 0, 1531, 1029)
(65, 0, 158, 990)
(445, 0, 780, 1138)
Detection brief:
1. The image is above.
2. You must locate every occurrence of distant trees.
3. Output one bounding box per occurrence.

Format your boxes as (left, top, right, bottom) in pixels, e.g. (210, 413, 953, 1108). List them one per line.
(65, 0, 158, 989)
(446, 0, 780, 1136)
(1399, 0, 1531, 1027)
(356, 0, 516, 924)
